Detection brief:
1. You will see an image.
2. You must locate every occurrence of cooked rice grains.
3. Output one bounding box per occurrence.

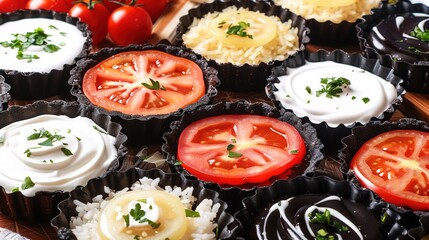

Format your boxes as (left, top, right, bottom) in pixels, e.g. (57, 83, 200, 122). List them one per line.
(70, 177, 220, 240)
(182, 6, 299, 66)
(272, 0, 381, 23)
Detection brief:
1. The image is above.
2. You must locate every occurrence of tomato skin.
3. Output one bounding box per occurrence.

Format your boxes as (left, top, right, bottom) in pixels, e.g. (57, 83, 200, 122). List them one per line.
(82, 50, 205, 115)
(350, 130, 429, 211)
(0, 0, 27, 13)
(25, 0, 71, 12)
(135, 0, 168, 23)
(69, 2, 110, 46)
(101, 0, 126, 12)
(107, 6, 152, 46)
(177, 115, 306, 186)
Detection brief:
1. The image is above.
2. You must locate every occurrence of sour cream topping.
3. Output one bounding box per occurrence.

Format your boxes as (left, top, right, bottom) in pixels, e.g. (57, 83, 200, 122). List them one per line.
(0, 115, 117, 197)
(273, 61, 397, 127)
(0, 18, 86, 73)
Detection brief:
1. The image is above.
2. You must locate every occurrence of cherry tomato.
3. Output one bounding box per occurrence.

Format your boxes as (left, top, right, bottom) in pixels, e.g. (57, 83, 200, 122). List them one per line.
(0, 0, 27, 13)
(350, 130, 429, 211)
(177, 115, 306, 186)
(101, 0, 126, 12)
(107, 5, 152, 46)
(25, 0, 71, 12)
(135, 0, 168, 23)
(69, 0, 110, 46)
(82, 50, 206, 115)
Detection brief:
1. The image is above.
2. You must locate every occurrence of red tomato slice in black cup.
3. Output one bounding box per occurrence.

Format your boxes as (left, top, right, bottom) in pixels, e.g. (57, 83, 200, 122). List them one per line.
(82, 50, 205, 116)
(177, 114, 306, 186)
(351, 130, 429, 211)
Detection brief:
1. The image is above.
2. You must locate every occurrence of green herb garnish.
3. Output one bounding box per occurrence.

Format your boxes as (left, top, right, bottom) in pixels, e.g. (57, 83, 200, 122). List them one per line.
(227, 144, 235, 151)
(309, 209, 349, 237)
(123, 214, 130, 227)
(351, 96, 356, 100)
(410, 26, 429, 42)
(316, 77, 351, 98)
(224, 21, 253, 39)
(48, 25, 59, 30)
(228, 151, 243, 158)
(0, 27, 61, 62)
(142, 78, 166, 90)
(289, 150, 299, 155)
(11, 187, 19, 193)
(28, 128, 65, 147)
(21, 176, 35, 190)
(362, 97, 370, 104)
(24, 148, 31, 157)
(93, 125, 107, 134)
(316, 229, 335, 240)
(381, 212, 389, 224)
(305, 86, 312, 94)
(174, 160, 182, 166)
(185, 209, 201, 218)
(61, 147, 73, 156)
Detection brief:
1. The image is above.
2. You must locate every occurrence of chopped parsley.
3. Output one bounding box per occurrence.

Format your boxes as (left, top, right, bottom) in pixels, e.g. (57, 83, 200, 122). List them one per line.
(142, 78, 166, 90)
(61, 147, 73, 156)
(362, 97, 370, 104)
(316, 77, 351, 98)
(309, 209, 348, 240)
(27, 128, 65, 146)
(93, 125, 107, 134)
(410, 26, 429, 42)
(174, 160, 182, 166)
(0, 27, 61, 62)
(351, 96, 356, 100)
(24, 148, 31, 157)
(220, 21, 253, 39)
(123, 202, 161, 229)
(13, 176, 35, 192)
(226, 140, 242, 158)
(381, 212, 389, 224)
(228, 151, 243, 158)
(305, 86, 312, 94)
(289, 150, 299, 155)
(185, 209, 201, 218)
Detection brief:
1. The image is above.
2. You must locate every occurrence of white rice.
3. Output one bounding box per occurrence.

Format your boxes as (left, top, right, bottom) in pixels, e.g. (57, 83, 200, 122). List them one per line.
(70, 177, 220, 240)
(182, 6, 300, 66)
(272, 0, 381, 23)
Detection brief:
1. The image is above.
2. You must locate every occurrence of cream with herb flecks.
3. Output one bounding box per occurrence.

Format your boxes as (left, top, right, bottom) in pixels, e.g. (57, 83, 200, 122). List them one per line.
(0, 18, 86, 73)
(0, 115, 117, 196)
(273, 61, 397, 127)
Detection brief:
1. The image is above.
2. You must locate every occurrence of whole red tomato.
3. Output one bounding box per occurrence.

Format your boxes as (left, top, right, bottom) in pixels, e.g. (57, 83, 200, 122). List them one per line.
(102, 0, 167, 22)
(108, 5, 152, 46)
(101, 0, 126, 12)
(0, 0, 27, 13)
(135, 0, 168, 23)
(69, 0, 110, 46)
(25, 0, 71, 12)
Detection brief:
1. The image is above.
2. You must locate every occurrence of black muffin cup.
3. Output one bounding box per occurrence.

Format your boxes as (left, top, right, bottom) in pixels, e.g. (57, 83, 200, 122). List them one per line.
(0, 75, 10, 112)
(357, 1, 429, 92)
(175, 0, 309, 92)
(162, 100, 324, 213)
(51, 168, 239, 240)
(266, 49, 406, 151)
(69, 43, 219, 146)
(0, 100, 127, 222)
(408, 215, 429, 239)
(339, 118, 429, 216)
(0, 10, 92, 100)
(233, 175, 407, 239)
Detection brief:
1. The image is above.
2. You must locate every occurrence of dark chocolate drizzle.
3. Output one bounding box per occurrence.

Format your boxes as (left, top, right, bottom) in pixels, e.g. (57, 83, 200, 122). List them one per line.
(251, 194, 385, 240)
(367, 13, 429, 62)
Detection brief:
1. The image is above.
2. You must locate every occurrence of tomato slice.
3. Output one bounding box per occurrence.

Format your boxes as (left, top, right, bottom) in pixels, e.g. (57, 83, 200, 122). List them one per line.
(350, 130, 429, 211)
(177, 115, 306, 186)
(82, 50, 205, 116)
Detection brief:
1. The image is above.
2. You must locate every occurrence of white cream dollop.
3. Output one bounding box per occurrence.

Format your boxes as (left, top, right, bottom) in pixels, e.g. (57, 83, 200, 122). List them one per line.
(0, 115, 117, 196)
(273, 61, 398, 127)
(0, 18, 86, 73)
